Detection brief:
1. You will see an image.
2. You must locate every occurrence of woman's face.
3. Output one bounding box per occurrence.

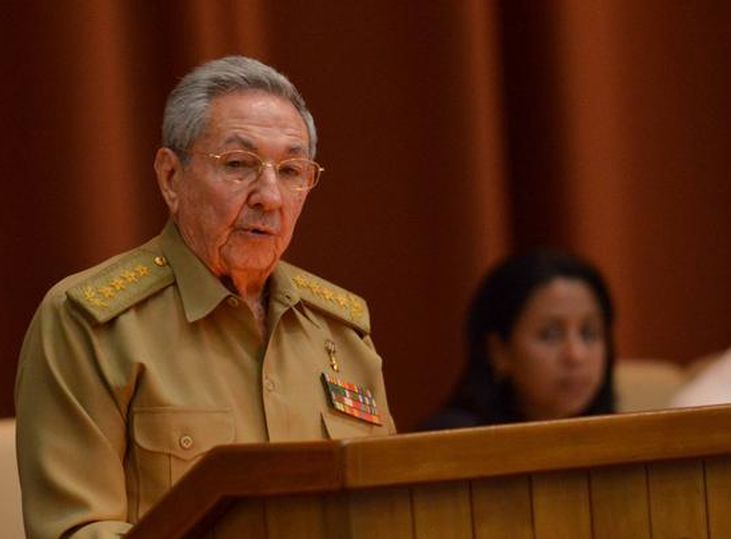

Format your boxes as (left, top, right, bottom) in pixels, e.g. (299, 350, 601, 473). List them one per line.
(490, 277, 608, 421)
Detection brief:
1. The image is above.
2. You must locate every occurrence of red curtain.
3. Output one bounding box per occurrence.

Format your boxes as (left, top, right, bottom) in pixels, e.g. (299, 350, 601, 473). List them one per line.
(2, 0, 729, 430)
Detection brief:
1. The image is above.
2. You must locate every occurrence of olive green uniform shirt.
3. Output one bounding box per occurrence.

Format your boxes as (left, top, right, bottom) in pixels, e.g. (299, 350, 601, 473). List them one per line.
(15, 222, 395, 539)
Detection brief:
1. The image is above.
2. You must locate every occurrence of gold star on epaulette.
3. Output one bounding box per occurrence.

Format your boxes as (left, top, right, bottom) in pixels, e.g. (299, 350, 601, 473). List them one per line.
(278, 262, 370, 335)
(292, 273, 366, 322)
(99, 286, 116, 299)
(110, 277, 126, 291)
(82, 286, 107, 308)
(348, 297, 364, 319)
(121, 270, 138, 283)
(67, 250, 175, 324)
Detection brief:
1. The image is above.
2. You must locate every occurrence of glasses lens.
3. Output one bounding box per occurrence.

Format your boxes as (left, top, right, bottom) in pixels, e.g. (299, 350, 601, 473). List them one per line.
(212, 151, 321, 191)
(277, 159, 319, 191)
(219, 151, 261, 182)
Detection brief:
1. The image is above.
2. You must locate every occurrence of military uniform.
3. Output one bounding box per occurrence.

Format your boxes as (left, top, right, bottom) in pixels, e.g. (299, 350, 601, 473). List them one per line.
(15, 221, 395, 539)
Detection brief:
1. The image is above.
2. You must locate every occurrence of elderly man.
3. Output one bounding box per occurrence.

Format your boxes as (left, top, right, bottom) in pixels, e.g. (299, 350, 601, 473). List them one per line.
(15, 56, 395, 538)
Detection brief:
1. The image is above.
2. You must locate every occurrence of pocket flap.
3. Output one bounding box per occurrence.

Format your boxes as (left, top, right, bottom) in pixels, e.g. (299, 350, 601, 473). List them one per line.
(132, 408, 234, 460)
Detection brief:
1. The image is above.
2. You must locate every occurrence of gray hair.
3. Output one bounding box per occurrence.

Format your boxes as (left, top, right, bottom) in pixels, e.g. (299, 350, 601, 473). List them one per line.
(162, 56, 317, 162)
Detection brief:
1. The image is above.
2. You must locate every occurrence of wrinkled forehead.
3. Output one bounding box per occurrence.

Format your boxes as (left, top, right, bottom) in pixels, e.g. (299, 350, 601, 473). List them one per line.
(198, 90, 309, 148)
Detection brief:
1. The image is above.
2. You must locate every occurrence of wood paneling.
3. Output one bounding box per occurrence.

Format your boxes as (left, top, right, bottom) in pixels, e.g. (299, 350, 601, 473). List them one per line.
(412, 481, 473, 539)
(532, 470, 592, 539)
(346, 487, 413, 539)
(471, 475, 533, 539)
(706, 456, 731, 538)
(265, 496, 326, 539)
(127, 406, 731, 538)
(647, 460, 707, 539)
(590, 464, 650, 539)
(344, 406, 731, 487)
(212, 500, 266, 539)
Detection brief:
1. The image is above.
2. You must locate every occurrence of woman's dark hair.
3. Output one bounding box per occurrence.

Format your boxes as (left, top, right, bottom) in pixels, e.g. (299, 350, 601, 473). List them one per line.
(448, 249, 616, 425)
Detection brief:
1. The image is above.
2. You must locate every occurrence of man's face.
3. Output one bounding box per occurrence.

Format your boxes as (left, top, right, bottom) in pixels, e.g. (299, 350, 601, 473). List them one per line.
(156, 91, 310, 279)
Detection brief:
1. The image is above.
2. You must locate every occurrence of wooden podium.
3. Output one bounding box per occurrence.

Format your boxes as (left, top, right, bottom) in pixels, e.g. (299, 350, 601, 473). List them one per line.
(127, 405, 731, 538)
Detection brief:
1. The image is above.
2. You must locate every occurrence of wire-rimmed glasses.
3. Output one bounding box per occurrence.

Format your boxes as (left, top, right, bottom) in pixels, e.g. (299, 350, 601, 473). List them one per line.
(192, 150, 323, 192)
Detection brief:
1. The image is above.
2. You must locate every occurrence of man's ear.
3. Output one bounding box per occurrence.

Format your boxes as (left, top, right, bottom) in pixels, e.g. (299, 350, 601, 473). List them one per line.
(487, 333, 511, 379)
(154, 147, 183, 215)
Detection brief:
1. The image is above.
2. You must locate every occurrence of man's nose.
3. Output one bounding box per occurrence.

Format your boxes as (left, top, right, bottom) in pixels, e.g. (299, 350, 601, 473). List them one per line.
(249, 165, 283, 209)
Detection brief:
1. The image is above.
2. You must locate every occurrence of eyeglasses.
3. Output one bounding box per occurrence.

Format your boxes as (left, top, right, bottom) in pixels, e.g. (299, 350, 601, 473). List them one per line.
(191, 150, 323, 192)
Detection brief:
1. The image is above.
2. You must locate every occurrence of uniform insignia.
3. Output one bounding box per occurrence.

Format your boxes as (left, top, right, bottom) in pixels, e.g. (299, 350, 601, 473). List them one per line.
(67, 250, 174, 324)
(321, 372, 382, 425)
(279, 262, 370, 335)
(325, 339, 339, 372)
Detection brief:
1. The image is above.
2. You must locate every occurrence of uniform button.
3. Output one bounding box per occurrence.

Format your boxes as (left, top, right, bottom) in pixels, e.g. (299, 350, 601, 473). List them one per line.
(153, 256, 168, 267)
(264, 378, 275, 392)
(227, 297, 240, 308)
(179, 435, 193, 450)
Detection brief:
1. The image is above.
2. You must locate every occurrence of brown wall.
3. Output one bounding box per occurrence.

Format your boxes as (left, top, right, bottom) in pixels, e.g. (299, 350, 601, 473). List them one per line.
(1, 1, 730, 430)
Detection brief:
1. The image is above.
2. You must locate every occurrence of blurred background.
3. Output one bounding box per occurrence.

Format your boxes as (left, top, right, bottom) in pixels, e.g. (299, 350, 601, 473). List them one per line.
(1, 1, 729, 431)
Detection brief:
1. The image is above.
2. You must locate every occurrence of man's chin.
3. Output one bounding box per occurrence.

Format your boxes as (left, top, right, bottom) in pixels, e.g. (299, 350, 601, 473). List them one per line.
(225, 250, 280, 276)
(222, 234, 289, 274)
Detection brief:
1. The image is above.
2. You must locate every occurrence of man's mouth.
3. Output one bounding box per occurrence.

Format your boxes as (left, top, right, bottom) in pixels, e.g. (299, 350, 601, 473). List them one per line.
(241, 224, 275, 236)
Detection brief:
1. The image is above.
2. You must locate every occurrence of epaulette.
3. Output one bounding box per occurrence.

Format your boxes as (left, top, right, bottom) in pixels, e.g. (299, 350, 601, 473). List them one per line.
(281, 262, 371, 335)
(66, 249, 175, 324)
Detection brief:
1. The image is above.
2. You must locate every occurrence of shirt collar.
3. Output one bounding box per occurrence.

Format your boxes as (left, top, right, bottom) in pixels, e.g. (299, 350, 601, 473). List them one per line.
(159, 220, 305, 323)
(267, 262, 322, 329)
(268, 263, 301, 306)
(160, 221, 231, 322)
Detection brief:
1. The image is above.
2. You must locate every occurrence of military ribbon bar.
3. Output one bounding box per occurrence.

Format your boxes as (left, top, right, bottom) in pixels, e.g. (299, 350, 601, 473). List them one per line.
(321, 372, 382, 425)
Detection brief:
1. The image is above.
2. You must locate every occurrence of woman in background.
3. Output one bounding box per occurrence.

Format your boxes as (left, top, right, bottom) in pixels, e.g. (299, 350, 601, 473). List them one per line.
(423, 249, 615, 429)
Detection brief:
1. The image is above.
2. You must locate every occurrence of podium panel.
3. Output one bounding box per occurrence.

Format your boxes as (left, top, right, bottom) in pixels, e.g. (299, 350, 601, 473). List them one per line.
(127, 405, 731, 539)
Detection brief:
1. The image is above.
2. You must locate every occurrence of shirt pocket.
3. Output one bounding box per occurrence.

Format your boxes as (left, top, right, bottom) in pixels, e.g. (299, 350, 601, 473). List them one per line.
(321, 409, 389, 440)
(131, 408, 234, 516)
